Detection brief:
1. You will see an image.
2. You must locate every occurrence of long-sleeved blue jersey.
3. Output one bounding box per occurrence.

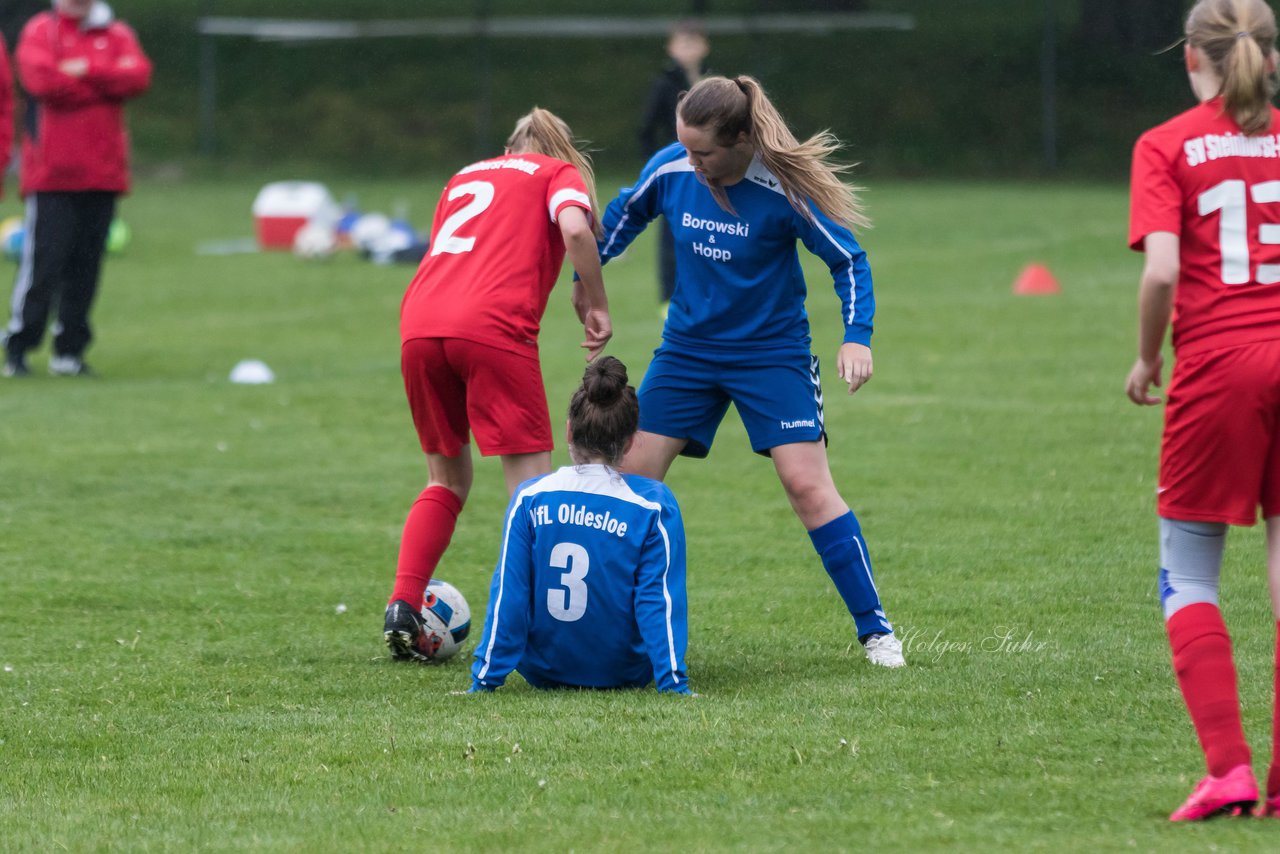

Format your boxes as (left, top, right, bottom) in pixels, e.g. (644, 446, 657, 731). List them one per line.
(471, 464, 689, 694)
(599, 143, 875, 353)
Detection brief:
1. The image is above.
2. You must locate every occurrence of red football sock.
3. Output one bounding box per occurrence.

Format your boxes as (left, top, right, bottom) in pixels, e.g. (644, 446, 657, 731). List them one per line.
(1269, 622, 1280, 798)
(388, 485, 464, 608)
(1166, 603, 1250, 778)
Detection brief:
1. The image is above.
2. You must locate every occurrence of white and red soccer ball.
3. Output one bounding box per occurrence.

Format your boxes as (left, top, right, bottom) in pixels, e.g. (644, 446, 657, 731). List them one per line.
(417, 579, 471, 661)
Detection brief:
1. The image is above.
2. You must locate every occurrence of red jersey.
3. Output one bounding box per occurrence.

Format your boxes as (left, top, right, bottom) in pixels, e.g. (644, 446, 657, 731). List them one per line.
(1130, 97, 1280, 356)
(16, 9, 152, 194)
(400, 153, 592, 357)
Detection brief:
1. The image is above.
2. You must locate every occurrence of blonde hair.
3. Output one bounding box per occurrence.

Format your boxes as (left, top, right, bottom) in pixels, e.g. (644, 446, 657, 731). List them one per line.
(1186, 0, 1279, 134)
(677, 75, 869, 230)
(506, 107, 602, 237)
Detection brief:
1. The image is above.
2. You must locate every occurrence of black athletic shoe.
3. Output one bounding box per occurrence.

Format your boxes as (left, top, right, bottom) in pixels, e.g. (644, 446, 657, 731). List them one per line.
(384, 599, 432, 662)
(2, 355, 29, 378)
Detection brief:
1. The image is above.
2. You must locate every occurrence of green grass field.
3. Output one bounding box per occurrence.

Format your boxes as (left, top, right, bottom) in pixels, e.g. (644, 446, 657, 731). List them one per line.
(3, 175, 1279, 851)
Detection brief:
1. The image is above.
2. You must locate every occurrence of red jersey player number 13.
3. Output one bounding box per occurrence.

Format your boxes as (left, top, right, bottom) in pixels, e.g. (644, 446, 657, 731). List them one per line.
(1126, 0, 1280, 824)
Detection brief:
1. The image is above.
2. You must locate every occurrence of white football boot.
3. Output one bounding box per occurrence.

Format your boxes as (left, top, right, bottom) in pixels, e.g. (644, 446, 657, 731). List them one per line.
(863, 633, 905, 668)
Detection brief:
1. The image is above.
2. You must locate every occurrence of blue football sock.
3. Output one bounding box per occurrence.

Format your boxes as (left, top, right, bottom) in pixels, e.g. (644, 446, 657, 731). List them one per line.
(809, 511, 892, 641)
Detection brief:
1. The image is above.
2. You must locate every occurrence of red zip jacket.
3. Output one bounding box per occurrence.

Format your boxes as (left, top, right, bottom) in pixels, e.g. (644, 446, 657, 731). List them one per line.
(0, 39, 13, 198)
(16, 7, 151, 195)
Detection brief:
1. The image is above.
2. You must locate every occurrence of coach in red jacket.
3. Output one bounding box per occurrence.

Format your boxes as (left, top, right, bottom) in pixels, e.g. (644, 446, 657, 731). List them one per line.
(3, 0, 150, 378)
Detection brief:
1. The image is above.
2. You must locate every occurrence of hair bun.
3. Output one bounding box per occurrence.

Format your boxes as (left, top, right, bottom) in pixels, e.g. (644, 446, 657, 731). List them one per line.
(584, 356, 628, 405)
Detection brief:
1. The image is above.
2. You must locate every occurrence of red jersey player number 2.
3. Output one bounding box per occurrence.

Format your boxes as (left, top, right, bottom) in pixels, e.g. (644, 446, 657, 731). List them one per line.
(384, 109, 612, 666)
(429, 181, 496, 256)
(402, 150, 605, 358)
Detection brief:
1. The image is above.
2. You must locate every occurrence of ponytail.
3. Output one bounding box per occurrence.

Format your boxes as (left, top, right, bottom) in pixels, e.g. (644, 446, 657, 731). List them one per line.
(1186, 0, 1279, 134)
(678, 75, 870, 230)
(506, 107, 602, 236)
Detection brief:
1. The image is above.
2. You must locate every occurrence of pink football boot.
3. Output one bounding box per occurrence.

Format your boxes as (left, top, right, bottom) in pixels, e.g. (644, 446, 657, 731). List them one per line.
(1169, 764, 1257, 821)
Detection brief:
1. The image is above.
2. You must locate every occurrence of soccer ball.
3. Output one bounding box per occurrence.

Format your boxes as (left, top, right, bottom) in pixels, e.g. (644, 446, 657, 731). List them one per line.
(0, 216, 24, 261)
(418, 579, 471, 661)
(293, 220, 336, 259)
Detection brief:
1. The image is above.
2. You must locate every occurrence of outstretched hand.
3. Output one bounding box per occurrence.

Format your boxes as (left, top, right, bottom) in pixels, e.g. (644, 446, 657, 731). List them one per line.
(581, 308, 612, 361)
(837, 343, 873, 394)
(1125, 354, 1164, 405)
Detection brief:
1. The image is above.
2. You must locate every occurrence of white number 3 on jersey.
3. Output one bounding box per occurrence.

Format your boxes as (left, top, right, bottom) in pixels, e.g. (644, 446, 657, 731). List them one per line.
(429, 180, 495, 256)
(547, 542, 589, 622)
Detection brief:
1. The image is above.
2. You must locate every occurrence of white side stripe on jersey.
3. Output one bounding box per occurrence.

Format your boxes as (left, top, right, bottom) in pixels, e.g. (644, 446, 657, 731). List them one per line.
(810, 215, 862, 327)
(601, 212, 631, 257)
(548, 188, 591, 222)
(475, 489, 529, 682)
(655, 518, 680, 684)
(602, 159, 695, 256)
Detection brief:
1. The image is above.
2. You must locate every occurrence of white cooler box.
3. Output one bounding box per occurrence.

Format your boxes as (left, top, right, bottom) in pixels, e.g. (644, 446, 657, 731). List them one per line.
(252, 181, 338, 250)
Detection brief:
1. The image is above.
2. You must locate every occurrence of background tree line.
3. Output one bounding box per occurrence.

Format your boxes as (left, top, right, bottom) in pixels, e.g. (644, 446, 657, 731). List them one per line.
(0, 0, 1200, 179)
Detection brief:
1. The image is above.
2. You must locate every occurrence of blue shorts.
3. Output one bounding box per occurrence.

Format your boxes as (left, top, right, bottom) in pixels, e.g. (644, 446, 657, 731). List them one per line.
(638, 345, 826, 458)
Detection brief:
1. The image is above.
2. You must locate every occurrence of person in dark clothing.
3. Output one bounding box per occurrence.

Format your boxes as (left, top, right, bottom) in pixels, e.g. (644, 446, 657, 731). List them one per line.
(0, 0, 43, 53)
(3, 0, 152, 378)
(638, 21, 710, 308)
(0, 36, 11, 191)
(0, 1, 45, 184)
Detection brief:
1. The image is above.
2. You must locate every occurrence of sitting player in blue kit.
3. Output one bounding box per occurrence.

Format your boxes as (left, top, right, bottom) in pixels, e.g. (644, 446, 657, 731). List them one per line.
(471, 357, 690, 694)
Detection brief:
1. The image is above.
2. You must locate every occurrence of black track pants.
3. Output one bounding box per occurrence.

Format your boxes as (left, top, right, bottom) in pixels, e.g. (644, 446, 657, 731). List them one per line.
(4, 191, 117, 359)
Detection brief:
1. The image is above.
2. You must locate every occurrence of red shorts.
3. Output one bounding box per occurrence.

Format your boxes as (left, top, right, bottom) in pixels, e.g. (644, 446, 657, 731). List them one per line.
(401, 337, 552, 457)
(1159, 339, 1280, 526)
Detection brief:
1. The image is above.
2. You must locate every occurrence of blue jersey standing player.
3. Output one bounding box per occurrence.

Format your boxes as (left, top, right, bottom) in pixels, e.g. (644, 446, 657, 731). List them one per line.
(472, 357, 690, 693)
(586, 74, 904, 668)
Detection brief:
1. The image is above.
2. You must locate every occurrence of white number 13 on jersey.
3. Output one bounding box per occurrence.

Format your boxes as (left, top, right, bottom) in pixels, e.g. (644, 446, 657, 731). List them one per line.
(429, 180, 495, 256)
(1198, 179, 1280, 285)
(547, 542, 589, 622)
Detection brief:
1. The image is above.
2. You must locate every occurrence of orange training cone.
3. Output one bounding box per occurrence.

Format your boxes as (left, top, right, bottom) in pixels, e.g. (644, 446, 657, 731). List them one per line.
(1012, 263, 1061, 295)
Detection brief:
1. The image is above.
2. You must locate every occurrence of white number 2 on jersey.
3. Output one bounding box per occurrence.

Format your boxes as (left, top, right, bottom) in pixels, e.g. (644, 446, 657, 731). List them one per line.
(429, 180, 495, 256)
(547, 542, 589, 622)
(1197, 179, 1280, 285)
